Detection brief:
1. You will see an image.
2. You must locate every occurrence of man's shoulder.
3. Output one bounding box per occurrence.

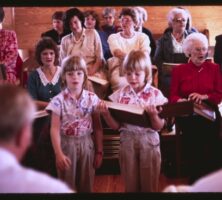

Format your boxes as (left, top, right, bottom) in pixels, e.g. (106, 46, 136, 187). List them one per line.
(18, 167, 72, 193)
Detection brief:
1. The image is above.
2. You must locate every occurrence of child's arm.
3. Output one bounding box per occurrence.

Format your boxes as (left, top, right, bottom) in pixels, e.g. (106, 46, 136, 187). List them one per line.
(145, 105, 165, 131)
(92, 112, 103, 169)
(50, 112, 71, 171)
(97, 100, 120, 130)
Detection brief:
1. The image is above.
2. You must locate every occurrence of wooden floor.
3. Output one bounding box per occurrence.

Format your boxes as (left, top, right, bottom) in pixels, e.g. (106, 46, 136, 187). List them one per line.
(93, 173, 188, 192)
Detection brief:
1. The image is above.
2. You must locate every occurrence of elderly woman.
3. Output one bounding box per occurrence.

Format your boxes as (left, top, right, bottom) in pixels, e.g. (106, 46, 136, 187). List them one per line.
(154, 7, 193, 97)
(107, 7, 151, 91)
(26, 37, 61, 177)
(99, 7, 117, 60)
(134, 6, 156, 59)
(170, 32, 222, 184)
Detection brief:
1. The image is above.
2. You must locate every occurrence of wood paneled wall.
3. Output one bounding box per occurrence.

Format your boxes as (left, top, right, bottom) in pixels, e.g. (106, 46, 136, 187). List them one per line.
(3, 6, 222, 50)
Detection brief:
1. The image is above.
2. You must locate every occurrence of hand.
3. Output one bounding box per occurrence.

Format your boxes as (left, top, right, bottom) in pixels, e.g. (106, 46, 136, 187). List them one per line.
(55, 152, 71, 171)
(87, 64, 96, 76)
(93, 152, 103, 169)
(96, 100, 110, 117)
(145, 104, 159, 117)
(188, 93, 208, 104)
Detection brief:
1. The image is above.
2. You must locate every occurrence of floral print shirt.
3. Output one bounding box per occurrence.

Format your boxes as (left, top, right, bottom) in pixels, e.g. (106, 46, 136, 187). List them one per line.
(46, 88, 100, 137)
(0, 29, 18, 81)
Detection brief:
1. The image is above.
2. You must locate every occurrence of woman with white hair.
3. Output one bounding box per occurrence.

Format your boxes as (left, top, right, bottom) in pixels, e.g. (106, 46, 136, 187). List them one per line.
(134, 6, 156, 60)
(170, 32, 222, 184)
(154, 7, 193, 97)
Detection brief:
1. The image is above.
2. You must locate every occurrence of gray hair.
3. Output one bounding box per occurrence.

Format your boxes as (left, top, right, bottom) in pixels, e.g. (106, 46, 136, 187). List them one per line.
(134, 6, 148, 22)
(167, 7, 188, 25)
(0, 84, 36, 141)
(182, 33, 208, 57)
(102, 7, 116, 17)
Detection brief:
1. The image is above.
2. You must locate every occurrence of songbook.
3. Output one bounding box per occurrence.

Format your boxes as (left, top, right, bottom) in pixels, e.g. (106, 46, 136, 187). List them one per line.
(88, 75, 109, 86)
(0, 64, 7, 80)
(104, 101, 216, 128)
(34, 110, 49, 119)
(162, 62, 182, 76)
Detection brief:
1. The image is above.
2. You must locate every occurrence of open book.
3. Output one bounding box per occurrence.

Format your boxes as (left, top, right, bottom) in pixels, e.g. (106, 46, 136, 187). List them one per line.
(88, 75, 109, 86)
(34, 110, 49, 119)
(104, 101, 216, 127)
(162, 62, 183, 76)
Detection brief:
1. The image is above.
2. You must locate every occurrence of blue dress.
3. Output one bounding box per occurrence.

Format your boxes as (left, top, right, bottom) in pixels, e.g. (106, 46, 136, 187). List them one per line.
(27, 67, 61, 102)
(25, 66, 61, 177)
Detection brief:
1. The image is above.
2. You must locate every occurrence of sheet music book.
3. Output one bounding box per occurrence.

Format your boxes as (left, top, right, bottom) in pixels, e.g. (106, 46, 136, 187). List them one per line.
(88, 75, 109, 86)
(34, 110, 49, 119)
(104, 101, 216, 127)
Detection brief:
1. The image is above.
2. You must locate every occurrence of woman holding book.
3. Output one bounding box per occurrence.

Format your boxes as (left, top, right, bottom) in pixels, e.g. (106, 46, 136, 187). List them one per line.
(98, 50, 167, 192)
(170, 32, 222, 184)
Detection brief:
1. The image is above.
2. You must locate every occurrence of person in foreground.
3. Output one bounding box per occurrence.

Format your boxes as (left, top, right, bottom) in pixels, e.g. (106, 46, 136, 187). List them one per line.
(170, 32, 222, 183)
(0, 84, 73, 193)
(46, 55, 103, 192)
(163, 168, 222, 192)
(98, 50, 168, 192)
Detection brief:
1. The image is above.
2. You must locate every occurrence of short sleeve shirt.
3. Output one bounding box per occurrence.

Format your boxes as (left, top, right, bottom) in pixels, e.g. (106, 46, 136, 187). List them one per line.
(46, 89, 100, 137)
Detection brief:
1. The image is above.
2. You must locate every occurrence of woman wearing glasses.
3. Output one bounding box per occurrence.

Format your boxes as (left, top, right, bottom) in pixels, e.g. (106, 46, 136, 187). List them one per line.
(107, 7, 151, 91)
(154, 7, 193, 97)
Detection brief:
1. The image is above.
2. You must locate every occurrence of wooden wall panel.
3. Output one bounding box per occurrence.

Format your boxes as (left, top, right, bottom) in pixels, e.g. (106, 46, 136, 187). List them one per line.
(4, 6, 222, 50)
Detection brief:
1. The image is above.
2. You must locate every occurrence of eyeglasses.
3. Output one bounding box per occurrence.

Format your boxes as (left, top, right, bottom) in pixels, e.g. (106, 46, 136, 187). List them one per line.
(121, 17, 133, 24)
(173, 18, 187, 23)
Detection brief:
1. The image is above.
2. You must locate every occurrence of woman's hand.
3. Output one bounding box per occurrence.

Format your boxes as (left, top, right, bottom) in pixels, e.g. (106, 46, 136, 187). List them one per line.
(188, 93, 208, 104)
(55, 152, 71, 171)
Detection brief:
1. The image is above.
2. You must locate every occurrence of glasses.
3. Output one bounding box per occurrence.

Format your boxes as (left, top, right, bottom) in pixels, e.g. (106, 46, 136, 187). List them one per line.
(173, 18, 187, 23)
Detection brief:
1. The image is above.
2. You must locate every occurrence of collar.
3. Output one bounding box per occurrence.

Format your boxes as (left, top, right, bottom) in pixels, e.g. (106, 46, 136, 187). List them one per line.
(37, 66, 61, 86)
(62, 88, 86, 101)
(0, 148, 18, 170)
(71, 28, 86, 43)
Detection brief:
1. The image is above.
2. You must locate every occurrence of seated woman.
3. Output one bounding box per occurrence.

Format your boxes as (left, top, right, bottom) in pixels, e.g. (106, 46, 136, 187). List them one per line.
(99, 7, 118, 60)
(25, 37, 61, 177)
(41, 11, 68, 45)
(0, 7, 18, 84)
(60, 8, 108, 98)
(107, 7, 151, 91)
(154, 7, 192, 97)
(170, 32, 222, 184)
(134, 6, 156, 60)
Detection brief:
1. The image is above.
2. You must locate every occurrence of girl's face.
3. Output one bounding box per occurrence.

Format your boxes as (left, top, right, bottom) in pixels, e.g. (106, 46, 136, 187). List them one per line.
(40, 49, 55, 67)
(65, 70, 85, 91)
(70, 16, 83, 33)
(125, 69, 146, 92)
(84, 15, 96, 29)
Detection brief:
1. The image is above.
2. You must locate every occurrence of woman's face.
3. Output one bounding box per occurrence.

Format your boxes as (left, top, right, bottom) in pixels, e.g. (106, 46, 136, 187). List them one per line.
(40, 48, 55, 67)
(171, 13, 187, 32)
(120, 15, 135, 32)
(70, 16, 83, 33)
(84, 14, 96, 29)
(190, 40, 208, 66)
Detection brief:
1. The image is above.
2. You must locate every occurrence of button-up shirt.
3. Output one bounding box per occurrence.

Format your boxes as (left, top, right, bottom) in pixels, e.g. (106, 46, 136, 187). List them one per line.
(46, 88, 100, 137)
